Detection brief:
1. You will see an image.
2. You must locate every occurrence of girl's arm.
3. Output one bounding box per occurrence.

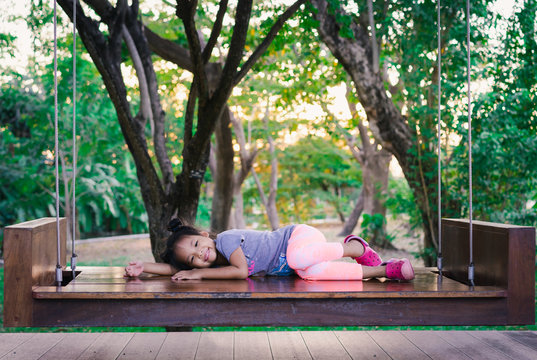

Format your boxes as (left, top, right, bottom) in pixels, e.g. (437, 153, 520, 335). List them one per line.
(171, 247, 248, 280)
(124, 261, 175, 277)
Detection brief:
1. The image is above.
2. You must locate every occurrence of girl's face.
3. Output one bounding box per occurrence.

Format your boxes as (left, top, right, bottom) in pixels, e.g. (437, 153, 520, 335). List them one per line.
(173, 232, 217, 268)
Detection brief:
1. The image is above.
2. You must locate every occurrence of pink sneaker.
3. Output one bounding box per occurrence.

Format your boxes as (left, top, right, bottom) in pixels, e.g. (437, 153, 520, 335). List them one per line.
(385, 258, 415, 281)
(343, 235, 383, 266)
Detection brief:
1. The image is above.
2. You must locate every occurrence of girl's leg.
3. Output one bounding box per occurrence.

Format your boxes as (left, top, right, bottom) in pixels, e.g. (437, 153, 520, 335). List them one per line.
(296, 261, 364, 280)
(287, 225, 345, 270)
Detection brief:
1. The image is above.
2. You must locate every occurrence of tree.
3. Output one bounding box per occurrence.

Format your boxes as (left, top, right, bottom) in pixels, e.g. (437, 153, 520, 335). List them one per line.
(310, 0, 491, 264)
(57, 0, 305, 259)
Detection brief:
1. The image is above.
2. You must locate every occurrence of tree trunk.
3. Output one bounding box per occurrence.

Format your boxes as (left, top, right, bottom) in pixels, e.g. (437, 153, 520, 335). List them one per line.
(311, 0, 438, 264)
(210, 107, 235, 232)
(339, 189, 364, 236)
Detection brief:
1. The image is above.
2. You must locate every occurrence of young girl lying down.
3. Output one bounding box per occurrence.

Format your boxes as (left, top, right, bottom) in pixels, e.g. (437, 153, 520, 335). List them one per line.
(124, 219, 414, 281)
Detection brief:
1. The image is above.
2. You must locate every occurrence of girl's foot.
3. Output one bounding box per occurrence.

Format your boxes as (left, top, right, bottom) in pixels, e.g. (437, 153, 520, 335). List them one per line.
(343, 235, 383, 266)
(385, 258, 414, 281)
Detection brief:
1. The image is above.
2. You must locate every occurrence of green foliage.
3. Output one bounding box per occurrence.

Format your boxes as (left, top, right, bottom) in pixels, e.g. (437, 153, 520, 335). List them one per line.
(0, 33, 148, 239)
(360, 213, 394, 244)
(446, 2, 537, 227)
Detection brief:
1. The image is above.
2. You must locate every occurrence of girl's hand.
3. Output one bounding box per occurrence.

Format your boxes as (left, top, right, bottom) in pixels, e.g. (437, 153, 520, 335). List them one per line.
(171, 269, 203, 281)
(124, 261, 144, 277)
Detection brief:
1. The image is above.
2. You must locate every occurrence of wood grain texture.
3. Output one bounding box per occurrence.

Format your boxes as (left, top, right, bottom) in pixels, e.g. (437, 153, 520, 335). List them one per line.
(300, 331, 350, 360)
(234, 332, 272, 360)
(77, 333, 133, 360)
(442, 218, 535, 324)
(469, 331, 537, 360)
(0, 333, 36, 358)
(402, 331, 471, 360)
(267, 332, 312, 360)
(33, 266, 506, 299)
(155, 332, 200, 360)
(39, 333, 100, 360)
(0, 333, 64, 360)
(3, 218, 66, 327)
(368, 331, 430, 360)
(195, 332, 234, 360)
(116, 332, 167, 360)
(436, 331, 512, 360)
(334, 331, 390, 360)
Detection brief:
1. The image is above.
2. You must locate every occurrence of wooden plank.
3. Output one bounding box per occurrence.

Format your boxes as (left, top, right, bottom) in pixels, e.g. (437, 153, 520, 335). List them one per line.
(0, 334, 35, 358)
(33, 267, 507, 299)
(368, 331, 429, 360)
(436, 331, 511, 360)
(442, 219, 535, 325)
(117, 333, 167, 360)
(77, 333, 134, 360)
(502, 331, 537, 351)
(155, 333, 200, 360)
(39, 333, 100, 360)
(234, 332, 272, 360)
(0, 333, 64, 360)
(334, 331, 390, 360)
(301, 331, 350, 360)
(195, 332, 233, 360)
(32, 297, 509, 327)
(267, 331, 312, 360)
(4, 218, 66, 326)
(402, 331, 471, 360)
(469, 331, 537, 360)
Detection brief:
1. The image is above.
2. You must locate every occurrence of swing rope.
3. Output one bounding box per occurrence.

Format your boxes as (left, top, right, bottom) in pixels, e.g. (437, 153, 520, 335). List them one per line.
(71, 0, 78, 278)
(53, 0, 62, 287)
(53, 0, 79, 286)
(466, 0, 475, 287)
(436, 0, 443, 274)
(437, 0, 474, 285)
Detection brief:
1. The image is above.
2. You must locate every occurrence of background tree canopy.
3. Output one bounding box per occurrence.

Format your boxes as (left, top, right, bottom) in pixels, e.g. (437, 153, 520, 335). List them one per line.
(1, 0, 535, 265)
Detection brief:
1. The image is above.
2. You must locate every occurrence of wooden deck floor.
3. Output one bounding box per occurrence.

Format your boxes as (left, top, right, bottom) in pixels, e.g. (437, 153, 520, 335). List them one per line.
(1, 331, 536, 359)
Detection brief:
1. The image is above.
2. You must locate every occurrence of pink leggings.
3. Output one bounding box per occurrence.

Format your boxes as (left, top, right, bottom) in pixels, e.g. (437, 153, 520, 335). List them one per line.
(286, 224, 363, 280)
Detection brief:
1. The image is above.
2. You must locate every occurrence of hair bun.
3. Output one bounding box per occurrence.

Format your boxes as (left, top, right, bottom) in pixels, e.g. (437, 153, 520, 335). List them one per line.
(167, 218, 184, 232)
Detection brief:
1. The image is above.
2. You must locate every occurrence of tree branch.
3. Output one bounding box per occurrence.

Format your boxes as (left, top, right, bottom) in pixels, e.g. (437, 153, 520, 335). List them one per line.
(176, 0, 209, 102)
(202, 0, 228, 63)
(233, 0, 307, 87)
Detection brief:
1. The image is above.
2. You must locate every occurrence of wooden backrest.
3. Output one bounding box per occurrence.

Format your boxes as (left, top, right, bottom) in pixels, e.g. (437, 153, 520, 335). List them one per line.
(3, 218, 66, 327)
(442, 218, 535, 324)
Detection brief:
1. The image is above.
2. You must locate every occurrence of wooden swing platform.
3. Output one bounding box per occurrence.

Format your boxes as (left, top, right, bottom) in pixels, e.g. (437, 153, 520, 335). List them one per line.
(3, 218, 535, 327)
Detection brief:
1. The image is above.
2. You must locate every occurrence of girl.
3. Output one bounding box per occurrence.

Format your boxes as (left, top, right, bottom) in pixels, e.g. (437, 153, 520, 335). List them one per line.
(124, 219, 414, 281)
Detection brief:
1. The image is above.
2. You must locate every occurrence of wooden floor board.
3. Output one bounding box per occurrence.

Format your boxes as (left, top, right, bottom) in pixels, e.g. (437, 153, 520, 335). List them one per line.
(0, 333, 64, 360)
(469, 331, 537, 360)
(77, 332, 134, 360)
(300, 331, 350, 360)
(402, 331, 471, 360)
(117, 332, 167, 360)
(234, 332, 272, 360)
(436, 331, 512, 360)
(39, 333, 100, 360)
(334, 331, 391, 360)
(1, 331, 536, 360)
(0, 333, 35, 358)
(368, 330, 430, 360)
(195, 332, 233, 360)
(155, 332, 200, 360)
(268, 331, 312, 360)
(502, 331, 537, 351)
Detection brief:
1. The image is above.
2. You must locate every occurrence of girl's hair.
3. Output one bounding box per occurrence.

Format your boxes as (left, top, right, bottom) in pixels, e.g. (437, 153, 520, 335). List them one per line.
(160, 218, 202, 271)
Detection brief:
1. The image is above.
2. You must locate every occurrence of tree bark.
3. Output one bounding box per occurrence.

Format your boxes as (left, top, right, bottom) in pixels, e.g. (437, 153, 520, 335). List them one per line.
(311, 0, 437, 264)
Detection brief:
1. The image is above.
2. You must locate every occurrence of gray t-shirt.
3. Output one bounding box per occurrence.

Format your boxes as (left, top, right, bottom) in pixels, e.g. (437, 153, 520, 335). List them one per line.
(215, 225, 296, 276)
